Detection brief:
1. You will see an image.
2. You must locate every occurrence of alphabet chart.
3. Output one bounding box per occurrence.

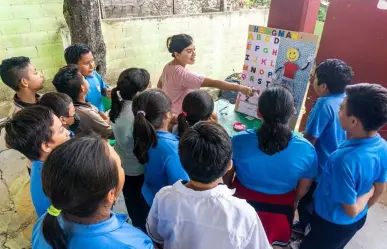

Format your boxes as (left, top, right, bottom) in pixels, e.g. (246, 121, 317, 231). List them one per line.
(235, 25, 319, 118)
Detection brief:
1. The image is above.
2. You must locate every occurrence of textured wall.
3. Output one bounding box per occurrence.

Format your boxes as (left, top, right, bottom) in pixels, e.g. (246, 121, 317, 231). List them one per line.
(0, 0, 66, 101)
(101, 0, 242, 18)
(102, 9, 269, 86)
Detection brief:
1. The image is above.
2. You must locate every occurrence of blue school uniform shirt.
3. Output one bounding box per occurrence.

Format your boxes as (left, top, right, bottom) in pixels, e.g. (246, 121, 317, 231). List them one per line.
(30, 160, 51, 217)
(306, 93, 346, 177)
(85, 71, 109, 112)
(32, 212, 154, 249)
(232, 129, 318, 195)
(142, 131, 189, 206)
(314, 134, 387, 225)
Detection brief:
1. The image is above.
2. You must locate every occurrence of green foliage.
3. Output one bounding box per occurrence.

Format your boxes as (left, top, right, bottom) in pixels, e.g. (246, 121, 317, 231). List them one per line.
(245, 0, 271, 8)
(318, 4, 328, 22)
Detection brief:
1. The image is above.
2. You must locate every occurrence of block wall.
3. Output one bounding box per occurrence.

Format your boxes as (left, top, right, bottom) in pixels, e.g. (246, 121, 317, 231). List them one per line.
(102, 9, 269, 85)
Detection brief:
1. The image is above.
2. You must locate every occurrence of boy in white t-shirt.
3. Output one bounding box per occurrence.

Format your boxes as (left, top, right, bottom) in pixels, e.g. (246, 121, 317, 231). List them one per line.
(146, 122, 271, 249)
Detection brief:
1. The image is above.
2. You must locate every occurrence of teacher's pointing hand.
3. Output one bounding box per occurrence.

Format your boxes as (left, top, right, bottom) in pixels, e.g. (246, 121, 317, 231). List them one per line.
(239, 85, 254, 97)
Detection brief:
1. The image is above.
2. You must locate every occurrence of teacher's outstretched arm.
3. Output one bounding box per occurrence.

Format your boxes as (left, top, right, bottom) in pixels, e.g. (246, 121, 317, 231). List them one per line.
(202, 78, 253, 97)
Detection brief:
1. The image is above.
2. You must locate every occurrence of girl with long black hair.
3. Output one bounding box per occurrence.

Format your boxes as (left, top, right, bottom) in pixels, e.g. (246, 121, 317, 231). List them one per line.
(225, 86, 318, 247)
(31, 137, 154, 249)
(109, 68, 150, 231)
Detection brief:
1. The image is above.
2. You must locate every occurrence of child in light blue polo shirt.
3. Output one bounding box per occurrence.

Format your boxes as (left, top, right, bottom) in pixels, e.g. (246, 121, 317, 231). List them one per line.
(300, 83, 387, 249)
(131, 89, 189, 221)
(64, 44, 110, 111)
(32, 137, 154, 249)
(0, 106, 70, 217)
(295, 59, 354, 234)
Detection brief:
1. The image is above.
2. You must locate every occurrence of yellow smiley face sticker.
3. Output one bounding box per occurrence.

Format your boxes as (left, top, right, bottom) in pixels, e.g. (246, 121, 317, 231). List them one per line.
(286, 48, 300, 62)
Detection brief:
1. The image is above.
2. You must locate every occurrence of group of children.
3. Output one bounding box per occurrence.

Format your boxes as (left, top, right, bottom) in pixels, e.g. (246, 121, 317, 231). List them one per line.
(0, 33, 386, 249)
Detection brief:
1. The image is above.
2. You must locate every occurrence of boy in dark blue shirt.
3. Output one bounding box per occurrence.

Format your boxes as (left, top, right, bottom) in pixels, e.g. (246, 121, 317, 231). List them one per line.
(300, 83, 387, 249)
(64, 44, 110, 112)
(295, 59, 353, 235)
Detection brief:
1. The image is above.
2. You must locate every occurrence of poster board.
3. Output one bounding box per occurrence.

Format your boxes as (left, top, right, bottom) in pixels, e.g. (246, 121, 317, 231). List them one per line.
(235, 25, 319, 119)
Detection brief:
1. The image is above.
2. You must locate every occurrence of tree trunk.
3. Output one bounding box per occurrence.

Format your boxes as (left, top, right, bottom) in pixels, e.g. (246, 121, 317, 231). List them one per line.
(63, 0, 107, 77)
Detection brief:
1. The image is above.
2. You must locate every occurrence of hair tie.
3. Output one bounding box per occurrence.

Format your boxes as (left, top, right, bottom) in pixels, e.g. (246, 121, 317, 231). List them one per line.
(137, 110, 146, 116)
(47, 205, 61, 217)
(182, 111, 187, 117)
(116, 90, 123, 101)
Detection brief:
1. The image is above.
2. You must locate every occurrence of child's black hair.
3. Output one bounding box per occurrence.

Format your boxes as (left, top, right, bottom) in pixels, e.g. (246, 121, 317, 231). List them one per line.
(0, 56, 31, 91)
(0, 106, 54, 161)
(52, 65, 85, 102)
(177, 90, 214, 137)
(315, 59, 353, 94)
(39, 92, 72, 118)
(257, 86, 294, 155)
(166, 34, 193, 57)
(179, 122, 232, 184)
(132, 89, 171, 164)
(345, 83, 387, 131)
(64, 44, 91, 64)
(41, 136, 119, 249)
(110, 68, 150, 123)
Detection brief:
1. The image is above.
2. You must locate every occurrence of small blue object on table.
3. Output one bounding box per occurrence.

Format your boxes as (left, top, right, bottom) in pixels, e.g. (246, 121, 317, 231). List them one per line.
(215, 99, 262, 137)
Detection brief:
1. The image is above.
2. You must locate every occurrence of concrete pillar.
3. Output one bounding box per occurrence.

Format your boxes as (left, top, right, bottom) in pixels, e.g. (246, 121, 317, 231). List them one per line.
(267, 0, 321, 33)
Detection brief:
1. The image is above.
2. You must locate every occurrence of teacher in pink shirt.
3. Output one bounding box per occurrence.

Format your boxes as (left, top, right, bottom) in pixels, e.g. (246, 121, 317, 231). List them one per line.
(157, 34, 253, 115)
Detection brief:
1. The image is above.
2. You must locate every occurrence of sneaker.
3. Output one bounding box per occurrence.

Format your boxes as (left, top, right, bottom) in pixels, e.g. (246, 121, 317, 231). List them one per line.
(290, 240, 301, 249)
(304, 224, 311, 236)
(292, 221, 305, 236)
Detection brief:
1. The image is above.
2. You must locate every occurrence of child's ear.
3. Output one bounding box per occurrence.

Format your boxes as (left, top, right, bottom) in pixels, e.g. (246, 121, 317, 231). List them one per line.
(257, 110, 263, 120)
(227, 160, 233, 171)
(106, 188, 118, 205)
(19, 78, 28, 88)
(80, 84, 87, 93)
(351, 116, 359, 127)
(59, 116, 67, 125)
(320, 83, 328, 92)
(41, 142, 53, 154)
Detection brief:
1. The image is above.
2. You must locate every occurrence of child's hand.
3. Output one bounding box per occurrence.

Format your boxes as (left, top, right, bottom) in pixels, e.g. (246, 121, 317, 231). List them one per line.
(168, 115, 177, 132)
(105, 88, 112, 98)
(239, 85, 254, 97)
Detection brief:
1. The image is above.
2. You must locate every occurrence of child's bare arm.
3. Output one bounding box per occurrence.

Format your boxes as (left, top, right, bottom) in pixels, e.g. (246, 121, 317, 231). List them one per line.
(368, 182, 386, 207)
(295, 179, 313, 203)
(304, 133, 317, 145)
(342, 186, 375, 217)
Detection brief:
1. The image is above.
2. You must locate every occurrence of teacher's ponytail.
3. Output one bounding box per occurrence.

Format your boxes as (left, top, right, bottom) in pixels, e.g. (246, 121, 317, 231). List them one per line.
(257, 86, 294, 155)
